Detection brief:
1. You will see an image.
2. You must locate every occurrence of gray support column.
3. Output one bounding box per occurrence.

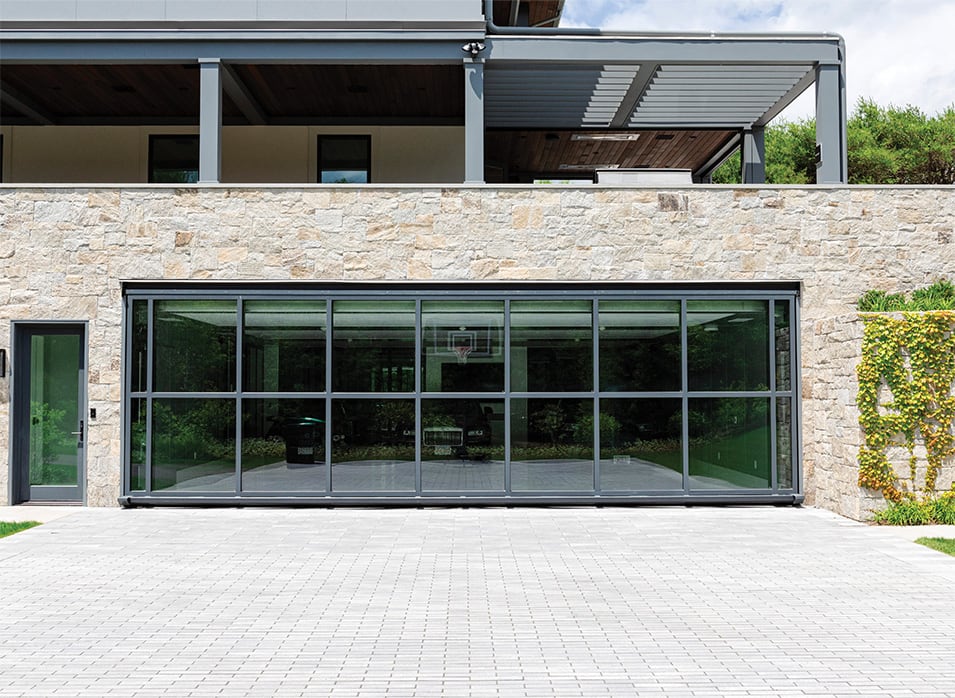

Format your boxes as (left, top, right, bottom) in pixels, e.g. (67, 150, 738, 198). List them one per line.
(464, 58, 485, 184)
(199, 59, 223, 184)
(815, 62, 847, 184)
(741, 127, 766, 184)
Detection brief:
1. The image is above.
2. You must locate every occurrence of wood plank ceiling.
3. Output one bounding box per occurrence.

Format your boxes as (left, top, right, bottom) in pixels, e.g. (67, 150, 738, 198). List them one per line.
(486, 130, 736, 181)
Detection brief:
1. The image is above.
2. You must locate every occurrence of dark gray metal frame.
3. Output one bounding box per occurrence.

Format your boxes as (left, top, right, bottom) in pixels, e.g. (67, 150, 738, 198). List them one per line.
(8, 321, 88, 505)
(121, 282, 801, 506)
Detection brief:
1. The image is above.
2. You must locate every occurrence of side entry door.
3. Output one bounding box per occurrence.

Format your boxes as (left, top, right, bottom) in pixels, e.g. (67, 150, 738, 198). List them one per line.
(12, 324, 86, 503)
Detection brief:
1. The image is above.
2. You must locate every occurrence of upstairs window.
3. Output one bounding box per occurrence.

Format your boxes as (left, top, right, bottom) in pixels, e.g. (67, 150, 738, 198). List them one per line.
(318, 135, 370, 183)
(149, 135, 199, 183)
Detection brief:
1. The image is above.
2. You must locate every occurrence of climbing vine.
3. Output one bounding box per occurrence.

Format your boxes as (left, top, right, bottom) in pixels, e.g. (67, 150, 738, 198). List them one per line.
(857, 311, 955, 501)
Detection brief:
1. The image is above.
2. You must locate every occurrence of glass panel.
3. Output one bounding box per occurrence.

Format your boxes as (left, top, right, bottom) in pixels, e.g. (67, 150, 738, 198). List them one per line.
(320, 136, 370, 184)
(151, 398, 235, 492)
(243, 301, 326, 392)
(510, 300, 593, 392)
(600, 398, 683, 491)
(129, 398, 147, 491)
(331, 399, 415, 491)
(242, 399, 326, 492)
(687, 300, 769, 391)
(130, 300, 148, 393)
(149, 135, 199, 184)
(421, 300, 504, 392)
(775, 300, 792, 392)
(776, 397, 794, 489)
(599, 300, 681, 392)
(28, 334, 80, 487)
(154, 300, 236, 392)
(332, 301, 415, 393)
(422, 399, 504, 491)
(510, 398, 594, 491)
(688, 398, 770, 489)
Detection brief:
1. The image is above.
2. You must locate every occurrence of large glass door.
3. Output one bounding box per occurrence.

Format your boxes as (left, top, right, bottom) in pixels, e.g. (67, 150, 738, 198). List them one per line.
(13, 325, 86, 502)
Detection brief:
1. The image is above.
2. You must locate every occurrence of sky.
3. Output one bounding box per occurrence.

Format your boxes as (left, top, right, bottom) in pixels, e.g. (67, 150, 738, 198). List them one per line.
(560, 0, 955, 122)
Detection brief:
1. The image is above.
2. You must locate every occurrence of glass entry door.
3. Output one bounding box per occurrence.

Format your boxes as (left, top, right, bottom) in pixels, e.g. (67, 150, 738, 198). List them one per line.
(13, 325, 86, 502)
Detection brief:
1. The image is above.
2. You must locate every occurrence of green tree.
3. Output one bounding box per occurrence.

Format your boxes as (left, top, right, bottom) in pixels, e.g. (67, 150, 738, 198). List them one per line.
(712, 98, 955, 185)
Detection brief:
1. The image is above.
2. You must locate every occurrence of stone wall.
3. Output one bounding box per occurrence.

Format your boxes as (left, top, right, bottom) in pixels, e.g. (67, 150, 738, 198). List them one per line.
(1, 185, 953, 514)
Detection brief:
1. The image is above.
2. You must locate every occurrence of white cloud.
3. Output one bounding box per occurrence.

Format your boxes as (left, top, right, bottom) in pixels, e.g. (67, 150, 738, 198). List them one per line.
(560, 0, 955, 120)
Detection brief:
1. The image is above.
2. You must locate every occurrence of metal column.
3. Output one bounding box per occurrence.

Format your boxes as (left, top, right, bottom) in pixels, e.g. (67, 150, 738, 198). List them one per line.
(741, 127, 766, 184)
(464, 58, 485, 184)
(815, 62, 847, 184)
(199, 59, 223, 184)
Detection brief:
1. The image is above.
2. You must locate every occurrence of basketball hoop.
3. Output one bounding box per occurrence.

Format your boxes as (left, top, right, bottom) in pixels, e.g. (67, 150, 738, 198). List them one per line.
(454, 345, 473, 365)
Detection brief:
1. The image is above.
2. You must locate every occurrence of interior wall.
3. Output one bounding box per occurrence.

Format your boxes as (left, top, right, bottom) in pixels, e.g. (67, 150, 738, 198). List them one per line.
(3, 125, 465, 184)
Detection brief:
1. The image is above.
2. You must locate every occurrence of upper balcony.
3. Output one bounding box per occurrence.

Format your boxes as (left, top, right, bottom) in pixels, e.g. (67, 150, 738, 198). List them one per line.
(0, 0, 847, 185)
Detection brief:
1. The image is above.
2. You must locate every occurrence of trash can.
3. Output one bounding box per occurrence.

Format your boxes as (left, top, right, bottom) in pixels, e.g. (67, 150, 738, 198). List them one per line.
(282, 417, 324, 466)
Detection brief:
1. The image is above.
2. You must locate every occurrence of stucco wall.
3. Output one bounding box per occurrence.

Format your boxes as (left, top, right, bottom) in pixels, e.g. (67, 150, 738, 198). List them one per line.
(0, 185, 953, 513)
(1, 126, 465, 184)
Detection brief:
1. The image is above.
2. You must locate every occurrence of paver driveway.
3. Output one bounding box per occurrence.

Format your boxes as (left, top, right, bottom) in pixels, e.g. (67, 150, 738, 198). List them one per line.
(1, 506, 954, 697)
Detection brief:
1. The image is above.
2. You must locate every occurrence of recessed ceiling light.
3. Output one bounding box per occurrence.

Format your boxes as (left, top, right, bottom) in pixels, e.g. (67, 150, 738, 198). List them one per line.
(571, 133, 640, 142)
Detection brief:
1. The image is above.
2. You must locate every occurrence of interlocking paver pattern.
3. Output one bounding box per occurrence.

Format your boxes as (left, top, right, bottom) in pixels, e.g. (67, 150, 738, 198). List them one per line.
(0, 506, 953, 696)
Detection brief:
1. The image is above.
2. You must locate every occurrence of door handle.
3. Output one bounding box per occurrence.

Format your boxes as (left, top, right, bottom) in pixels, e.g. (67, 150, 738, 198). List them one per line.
(71, 420, 84, 442)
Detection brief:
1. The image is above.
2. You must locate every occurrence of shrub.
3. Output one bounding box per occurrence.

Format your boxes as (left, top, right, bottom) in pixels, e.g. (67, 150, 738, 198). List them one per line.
(858, 279, 955, 311)
(873, 493, 955, 525)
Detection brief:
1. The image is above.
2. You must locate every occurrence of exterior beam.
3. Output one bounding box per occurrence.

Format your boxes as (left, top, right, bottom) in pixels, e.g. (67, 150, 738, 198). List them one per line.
(198, 59, 222, 184)
(464, 58, 485, 184)
(815, 62, 847, 184)
(485, 36, 844, 65)
(0, 39, 476, 64)
(610, 63, 657, 128)
(221, 63, 268, 125)
(0, 86, 56, 125)
(741, 127, 765, 183)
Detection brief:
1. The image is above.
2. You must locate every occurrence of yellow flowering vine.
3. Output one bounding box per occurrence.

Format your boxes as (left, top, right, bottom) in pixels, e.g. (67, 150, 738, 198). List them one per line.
(857, 312, 955, 501)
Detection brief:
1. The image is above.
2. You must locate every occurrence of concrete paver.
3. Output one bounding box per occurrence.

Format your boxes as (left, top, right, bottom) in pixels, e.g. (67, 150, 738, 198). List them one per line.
(0, 505, 953, 696)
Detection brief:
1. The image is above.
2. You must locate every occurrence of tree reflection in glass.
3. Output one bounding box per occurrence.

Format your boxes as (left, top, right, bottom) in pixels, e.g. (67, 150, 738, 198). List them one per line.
(688, 398, 771, 489)
(151, 398, 235, 492)
(599, 398, 683, 491)
(510, 398, 594, 491)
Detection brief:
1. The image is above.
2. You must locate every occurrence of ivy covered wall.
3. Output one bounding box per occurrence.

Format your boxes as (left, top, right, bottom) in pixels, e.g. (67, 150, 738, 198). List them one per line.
(857, 312, 955, 502)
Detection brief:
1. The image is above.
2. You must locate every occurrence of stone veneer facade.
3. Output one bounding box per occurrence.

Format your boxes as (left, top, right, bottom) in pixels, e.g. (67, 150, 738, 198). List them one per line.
(1, 185, 953, 516)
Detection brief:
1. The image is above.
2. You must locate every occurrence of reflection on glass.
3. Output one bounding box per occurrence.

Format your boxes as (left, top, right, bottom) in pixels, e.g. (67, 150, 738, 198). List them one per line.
(687, 300, 769, 391)
(775, 300, 792, 391)
(511, 398, 594, 491)
(243, 301, 326, 392)
(151, 399, 235, 492)
(776, 397, 793, 489)
(331, 400, 415, 491)
(129, 398, 147, 491)
(154, 300, 236, 392)
(599, 301, 681, 391)
(688, 398, 770, 489)
(511, 300, 593, 392)
(28, 334, 80, 487)
(422, 301, 504, 392)
(421, 399, 504, 491)
(600, 399, 683, 491)
(333, 301, 415, 392)
(130, 300, 148, 393)
(241, 399, 326, 492)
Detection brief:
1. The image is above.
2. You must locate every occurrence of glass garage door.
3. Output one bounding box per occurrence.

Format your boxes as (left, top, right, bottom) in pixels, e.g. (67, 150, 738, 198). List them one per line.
(124, 286, 798, 503)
